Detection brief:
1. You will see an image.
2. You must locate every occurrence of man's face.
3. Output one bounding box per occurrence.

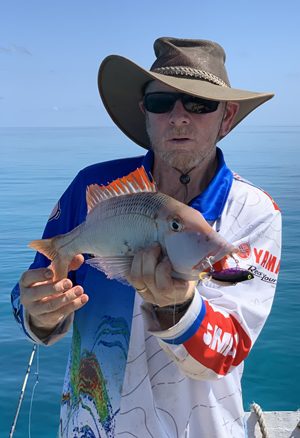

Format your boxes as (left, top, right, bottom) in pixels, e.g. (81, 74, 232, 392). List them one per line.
(141, 81, 238, 171)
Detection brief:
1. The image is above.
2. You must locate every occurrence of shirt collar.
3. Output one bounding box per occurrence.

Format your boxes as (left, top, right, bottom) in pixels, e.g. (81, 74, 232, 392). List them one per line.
(142, 147, 233, 221)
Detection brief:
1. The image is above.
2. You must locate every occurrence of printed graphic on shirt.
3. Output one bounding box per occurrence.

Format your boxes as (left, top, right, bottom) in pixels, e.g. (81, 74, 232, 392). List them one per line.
(236, 242, 251, 260)
(48, 201, 61, 221)
(233, 172, 280, 212)
(184, 301, 251, 376)
(253, 248, 280, 274)
(232, 172, 252, 185)
(247, 266, 277, 285)
(11, 284, 22, 323)
(212, 256, 230, 271)
(261, 190, 280, 211)
(61, 316, 131, 437)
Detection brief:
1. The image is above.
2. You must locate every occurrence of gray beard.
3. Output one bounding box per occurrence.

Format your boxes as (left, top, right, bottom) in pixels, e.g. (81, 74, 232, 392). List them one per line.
(147, 124, 209, 172)
(160, 151, 202, 172)
(154, 148, 204, 173)
(146, 121, 218, 172)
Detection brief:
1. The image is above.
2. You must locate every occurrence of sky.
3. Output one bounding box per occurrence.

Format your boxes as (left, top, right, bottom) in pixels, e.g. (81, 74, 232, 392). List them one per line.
(0, 0, 299, 127)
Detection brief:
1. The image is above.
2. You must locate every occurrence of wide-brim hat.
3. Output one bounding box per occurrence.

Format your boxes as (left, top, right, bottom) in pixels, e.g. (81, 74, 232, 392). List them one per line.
(98, 37, 274, 149)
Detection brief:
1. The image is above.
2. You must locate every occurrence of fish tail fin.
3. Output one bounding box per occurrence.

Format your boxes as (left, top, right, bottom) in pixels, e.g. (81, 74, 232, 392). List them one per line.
(29, 237, 59, 261)
(29, 235, 74, 281)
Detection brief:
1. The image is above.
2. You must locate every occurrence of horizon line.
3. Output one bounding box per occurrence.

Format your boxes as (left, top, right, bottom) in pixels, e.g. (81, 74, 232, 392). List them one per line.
(1, 124, 300, 129)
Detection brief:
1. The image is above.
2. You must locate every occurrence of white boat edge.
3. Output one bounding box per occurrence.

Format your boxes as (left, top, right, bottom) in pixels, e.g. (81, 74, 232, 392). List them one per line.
(245, 411, 300, 437)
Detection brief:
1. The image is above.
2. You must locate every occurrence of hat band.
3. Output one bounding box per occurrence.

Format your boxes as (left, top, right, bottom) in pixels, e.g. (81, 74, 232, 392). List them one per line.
(152, 66, 229, 88)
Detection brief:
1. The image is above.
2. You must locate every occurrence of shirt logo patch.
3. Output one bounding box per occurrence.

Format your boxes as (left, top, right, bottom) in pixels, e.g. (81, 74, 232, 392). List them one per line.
(248, 265, 277, 285)
(48, 201, 61, 222)
(236, 242, 251, 260)
(203, 323, 238, 357)
(253, 248, 280, 274)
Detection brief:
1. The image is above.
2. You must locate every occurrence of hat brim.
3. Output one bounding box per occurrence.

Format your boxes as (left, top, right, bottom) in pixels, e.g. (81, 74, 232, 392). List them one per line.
(98, 55, 274, 149)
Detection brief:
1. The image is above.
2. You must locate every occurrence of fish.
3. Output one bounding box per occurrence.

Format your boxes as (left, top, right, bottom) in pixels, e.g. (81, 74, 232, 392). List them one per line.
(29, 167, 237, 283)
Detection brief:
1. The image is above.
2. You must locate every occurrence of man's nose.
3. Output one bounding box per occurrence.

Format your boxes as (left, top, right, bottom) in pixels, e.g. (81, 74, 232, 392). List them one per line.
(168, 99, 190, 126)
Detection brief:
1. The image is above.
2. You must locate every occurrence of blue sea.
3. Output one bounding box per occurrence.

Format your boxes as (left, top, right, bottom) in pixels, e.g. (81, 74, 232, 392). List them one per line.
(1, 126, 299, 437)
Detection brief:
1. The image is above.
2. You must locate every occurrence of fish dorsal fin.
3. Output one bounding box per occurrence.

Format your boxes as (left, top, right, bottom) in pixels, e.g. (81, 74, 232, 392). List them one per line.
(86, 166, 156, 213)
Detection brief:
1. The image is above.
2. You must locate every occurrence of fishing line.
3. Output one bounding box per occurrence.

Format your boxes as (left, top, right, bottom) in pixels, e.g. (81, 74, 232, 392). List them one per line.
(28, 344, 39, 438)
(172, 285, 178, 328)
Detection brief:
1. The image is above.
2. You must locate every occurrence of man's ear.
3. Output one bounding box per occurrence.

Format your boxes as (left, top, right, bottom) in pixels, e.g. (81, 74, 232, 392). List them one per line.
(219, 102, 240, 138)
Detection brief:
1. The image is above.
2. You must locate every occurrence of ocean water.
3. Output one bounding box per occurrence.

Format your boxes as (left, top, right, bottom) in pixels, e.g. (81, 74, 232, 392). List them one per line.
(1, 126, 299, 437)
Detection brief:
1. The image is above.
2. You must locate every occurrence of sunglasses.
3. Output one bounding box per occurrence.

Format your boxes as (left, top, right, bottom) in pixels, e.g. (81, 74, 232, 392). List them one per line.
(143, 92, 220, 115)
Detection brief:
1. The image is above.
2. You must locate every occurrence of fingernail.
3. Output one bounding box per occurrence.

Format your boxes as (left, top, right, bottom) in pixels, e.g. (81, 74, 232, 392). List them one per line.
(74, 287, 82, 296)
(45, 269, 53, 279)
(63, 280, 71, 289)
(80, 295, 89, 304)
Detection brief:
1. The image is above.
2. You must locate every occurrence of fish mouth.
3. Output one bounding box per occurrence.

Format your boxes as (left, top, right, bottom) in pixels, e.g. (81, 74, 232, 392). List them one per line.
(192, 258, 211, 271)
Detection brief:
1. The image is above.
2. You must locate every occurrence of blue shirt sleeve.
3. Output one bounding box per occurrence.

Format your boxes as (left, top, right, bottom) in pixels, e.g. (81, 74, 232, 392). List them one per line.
(11, 170, 87, 339)
(10, 154, 146, 340)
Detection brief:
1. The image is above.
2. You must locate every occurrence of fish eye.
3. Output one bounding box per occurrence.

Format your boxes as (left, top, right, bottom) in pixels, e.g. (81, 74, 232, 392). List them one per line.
(169, 218, 183, 232)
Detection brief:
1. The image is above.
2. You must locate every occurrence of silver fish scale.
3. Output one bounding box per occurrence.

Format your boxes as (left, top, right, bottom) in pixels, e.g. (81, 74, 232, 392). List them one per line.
(98, 192, 170, 219)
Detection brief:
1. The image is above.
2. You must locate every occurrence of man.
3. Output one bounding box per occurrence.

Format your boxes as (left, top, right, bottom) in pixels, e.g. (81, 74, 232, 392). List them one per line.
(12, 37, 281, 437)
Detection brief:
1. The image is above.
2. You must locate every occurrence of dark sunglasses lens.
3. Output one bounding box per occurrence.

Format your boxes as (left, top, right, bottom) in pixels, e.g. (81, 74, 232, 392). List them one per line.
(144, 93, 176, 113)
(183, 96, 219, 114)
(144, 93, 219, 114)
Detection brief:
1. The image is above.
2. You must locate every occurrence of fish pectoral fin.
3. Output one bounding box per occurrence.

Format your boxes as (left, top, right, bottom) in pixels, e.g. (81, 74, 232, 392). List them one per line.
(86, 255, 134, 284)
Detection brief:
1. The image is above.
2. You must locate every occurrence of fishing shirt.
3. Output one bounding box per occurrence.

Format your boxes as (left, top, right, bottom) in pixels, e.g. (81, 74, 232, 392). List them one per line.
(11, 148, 282, 438)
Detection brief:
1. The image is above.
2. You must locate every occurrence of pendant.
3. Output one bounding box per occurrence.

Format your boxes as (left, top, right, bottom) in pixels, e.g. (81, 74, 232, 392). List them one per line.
(179, 174, 190, 184)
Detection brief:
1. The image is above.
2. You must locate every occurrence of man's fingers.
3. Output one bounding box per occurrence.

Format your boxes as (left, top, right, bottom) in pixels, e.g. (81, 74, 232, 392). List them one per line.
(128, 250, 143, 286)
(127, 244, 193, 307)
(21, 278, 74, 306)
(68, 254, 85, 272)
(30, 286, 88, 317)
(46, 292, 89, 322)
(128, 246, 156, 289)
(50, 254, 84, 275)
(155, 257, 173, 290)
(19, 267, 54, 288)
(20, 254, 83, 290)
(32, 294, 89, 329)
(141, 245, 162, 289)
(128, 244, 161, 289)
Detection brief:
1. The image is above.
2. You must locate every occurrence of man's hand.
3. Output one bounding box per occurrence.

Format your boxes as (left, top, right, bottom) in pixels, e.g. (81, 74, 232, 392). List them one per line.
(127, 244, 196, 307)
(19, 255, 89, 338)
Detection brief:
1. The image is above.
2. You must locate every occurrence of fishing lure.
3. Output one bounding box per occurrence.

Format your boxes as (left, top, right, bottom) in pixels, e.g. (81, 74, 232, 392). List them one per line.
(199, 267, 254, 283)
(211, 267, 254, 282)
